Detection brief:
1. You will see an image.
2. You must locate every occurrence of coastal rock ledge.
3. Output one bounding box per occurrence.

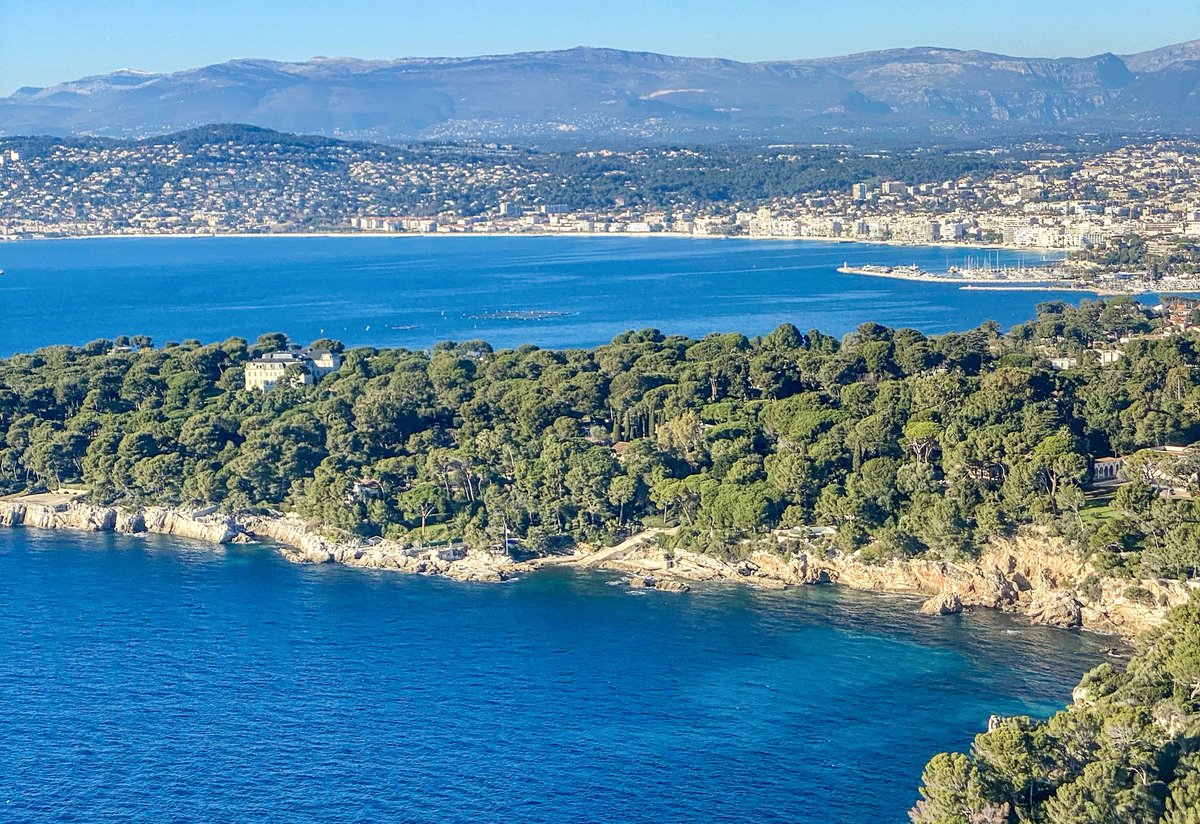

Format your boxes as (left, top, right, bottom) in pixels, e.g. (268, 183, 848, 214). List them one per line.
(0, 499, 234, 542)
(565, 530, 1200, 638)
(2, 498, 1196, 638)
(0, 498, 524, 584)
(0, 498, 238, 544)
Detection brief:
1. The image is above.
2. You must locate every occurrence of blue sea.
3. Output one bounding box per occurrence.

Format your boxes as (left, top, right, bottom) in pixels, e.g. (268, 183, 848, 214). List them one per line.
(0, 236, 1111, 821)
(0, 235, 1087, 353)
(0, 529, 1106, 823)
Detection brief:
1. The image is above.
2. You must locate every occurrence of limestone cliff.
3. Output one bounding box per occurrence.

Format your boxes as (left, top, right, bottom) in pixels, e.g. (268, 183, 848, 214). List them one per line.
(237, 514, 517, 582)
(140, 506, 239, 543)
(566, 530, 1198, 638)
(0, 500, 117, 531)
(0, 499, 241, 543)
(0, 498, 526, 582)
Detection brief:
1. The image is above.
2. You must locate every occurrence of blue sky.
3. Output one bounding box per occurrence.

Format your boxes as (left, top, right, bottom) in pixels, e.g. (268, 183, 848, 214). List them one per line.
(3, 0, 1197, 91)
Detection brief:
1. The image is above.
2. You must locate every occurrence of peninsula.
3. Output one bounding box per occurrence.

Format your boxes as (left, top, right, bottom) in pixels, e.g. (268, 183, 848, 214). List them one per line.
(11, 26, 1200, 824)
(6, 297, 1200, 822)
(0, 299, 1197, 630)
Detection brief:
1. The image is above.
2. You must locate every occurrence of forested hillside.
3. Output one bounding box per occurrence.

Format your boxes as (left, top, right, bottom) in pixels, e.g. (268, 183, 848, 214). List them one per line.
(0, 299, 1197, 574)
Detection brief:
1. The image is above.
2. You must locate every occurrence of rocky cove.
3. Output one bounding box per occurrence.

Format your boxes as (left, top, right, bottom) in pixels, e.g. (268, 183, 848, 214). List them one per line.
(1, 497, 1195, 638)
(573, 529, 1200, 638)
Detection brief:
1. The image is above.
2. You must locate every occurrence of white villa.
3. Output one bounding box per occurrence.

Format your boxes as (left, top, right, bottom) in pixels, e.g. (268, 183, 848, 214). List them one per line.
(244, 348, 342, 391)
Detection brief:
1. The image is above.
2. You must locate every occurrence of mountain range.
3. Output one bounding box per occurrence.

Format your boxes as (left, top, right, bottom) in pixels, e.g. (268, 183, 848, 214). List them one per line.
(4, 41, 1200, 144)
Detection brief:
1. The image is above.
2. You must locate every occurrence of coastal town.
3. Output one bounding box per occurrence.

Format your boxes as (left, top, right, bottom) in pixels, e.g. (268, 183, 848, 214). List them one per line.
(354, 141, 1200, 253)
(1, 130, 1198, 253)
(6, 129, 1200, 292)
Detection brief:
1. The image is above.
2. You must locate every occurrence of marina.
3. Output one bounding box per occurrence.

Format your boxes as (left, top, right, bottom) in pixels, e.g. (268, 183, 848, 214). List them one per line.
(835, 261, 1198, 295)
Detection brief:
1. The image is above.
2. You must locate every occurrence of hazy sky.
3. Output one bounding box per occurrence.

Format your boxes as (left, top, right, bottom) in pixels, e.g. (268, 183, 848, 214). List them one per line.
(3, 0, 1198, 91)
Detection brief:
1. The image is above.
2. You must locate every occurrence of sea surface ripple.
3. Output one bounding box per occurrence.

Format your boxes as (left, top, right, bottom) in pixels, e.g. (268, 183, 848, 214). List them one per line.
(0, 236, 1082, 353)
(0, 530, 1107, 822)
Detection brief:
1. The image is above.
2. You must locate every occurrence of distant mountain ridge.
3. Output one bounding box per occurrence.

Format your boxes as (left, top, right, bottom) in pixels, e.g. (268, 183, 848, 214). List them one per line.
(3, 41, 1200, 144)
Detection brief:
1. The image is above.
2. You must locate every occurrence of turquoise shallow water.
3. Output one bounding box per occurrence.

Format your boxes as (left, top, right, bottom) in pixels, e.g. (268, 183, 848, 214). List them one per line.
(0, 529, 1107, 823)
(0, 235, 1081, 352)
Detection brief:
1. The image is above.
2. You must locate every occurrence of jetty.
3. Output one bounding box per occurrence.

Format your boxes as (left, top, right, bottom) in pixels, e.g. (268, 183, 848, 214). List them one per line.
(835, 262, 1142, 295)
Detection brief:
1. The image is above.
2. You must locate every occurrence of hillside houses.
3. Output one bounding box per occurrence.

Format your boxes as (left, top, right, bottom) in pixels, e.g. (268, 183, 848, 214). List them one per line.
(1090, 445, 1200, 495)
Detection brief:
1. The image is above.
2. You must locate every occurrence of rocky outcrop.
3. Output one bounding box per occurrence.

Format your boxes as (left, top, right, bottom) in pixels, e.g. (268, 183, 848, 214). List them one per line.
(140, 507, 238, 543)
(566, 530, 1200, 638)
(238, 513, 516, 581)
(920, 593, 964, 616)
(238, 515, 344, 563)
(116, 510, 144, 533)
(2, 496, 1192, 637)
(0, 499, 242, 543)
(622, 574, 690, 593)
(743, 534, 1195, 636)
(0, 500, 118, 531)
(820, 554, 1020, 610)
(1078, 577, 1192, 637)
(1027, 593, 1084, 629)
(0, 497, 526, 583)
(811, 538, 1192, 636)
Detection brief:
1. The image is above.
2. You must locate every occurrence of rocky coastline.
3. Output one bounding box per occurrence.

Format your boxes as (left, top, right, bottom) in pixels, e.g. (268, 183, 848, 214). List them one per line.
(1, 497, 1194, 638)
(0, 497, 532, 583)
(567, 529, 1199, 638)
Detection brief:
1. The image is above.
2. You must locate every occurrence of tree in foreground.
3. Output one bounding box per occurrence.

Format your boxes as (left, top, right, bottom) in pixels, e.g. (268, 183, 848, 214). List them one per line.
(912, 595, 1200, 823)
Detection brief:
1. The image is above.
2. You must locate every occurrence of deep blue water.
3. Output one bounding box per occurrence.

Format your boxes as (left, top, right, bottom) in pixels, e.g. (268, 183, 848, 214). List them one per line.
(0, 235, 1087, 353)
(0, 529, 1107, 823)
(0, 236, 1110, 821)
